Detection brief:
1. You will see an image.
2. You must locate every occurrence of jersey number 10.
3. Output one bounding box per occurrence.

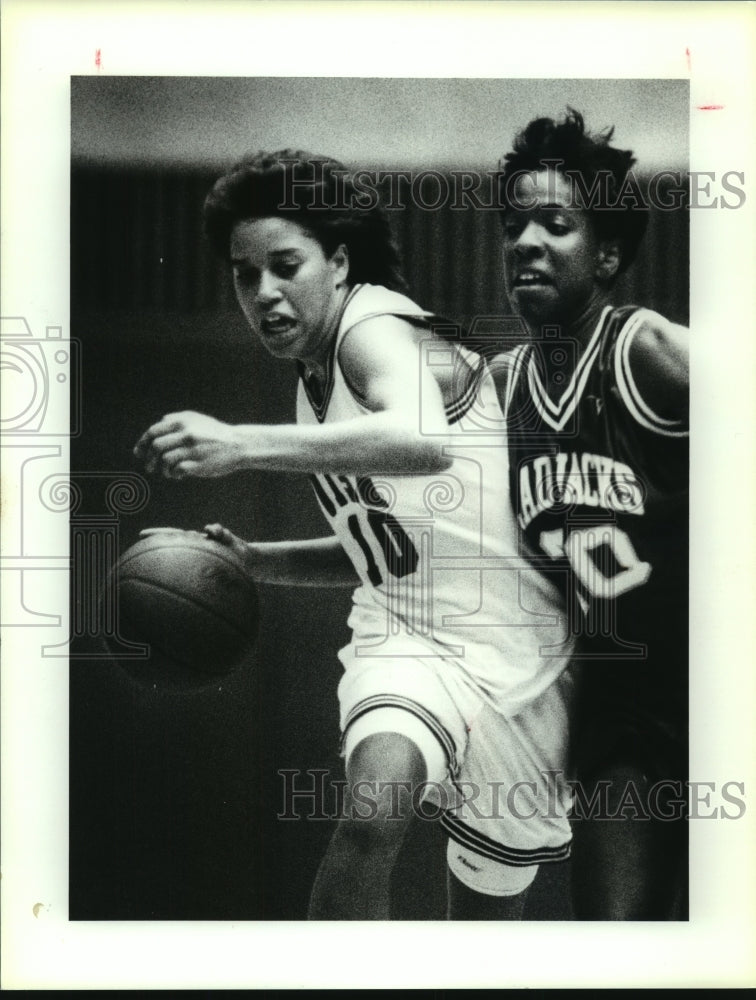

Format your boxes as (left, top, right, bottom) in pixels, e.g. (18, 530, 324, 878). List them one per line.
(540, 524, 652, 602)
(310, 473, 420, 588)
(348, 509, 419, 587)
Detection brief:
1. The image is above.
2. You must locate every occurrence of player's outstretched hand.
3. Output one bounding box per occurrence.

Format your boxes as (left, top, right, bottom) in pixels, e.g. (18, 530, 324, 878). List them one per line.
(134, 411, 244, 479)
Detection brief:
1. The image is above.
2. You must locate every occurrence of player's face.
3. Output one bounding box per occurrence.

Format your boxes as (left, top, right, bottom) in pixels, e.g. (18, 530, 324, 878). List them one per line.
(230, 216, 348, 364)
(502, 169, 606, 325)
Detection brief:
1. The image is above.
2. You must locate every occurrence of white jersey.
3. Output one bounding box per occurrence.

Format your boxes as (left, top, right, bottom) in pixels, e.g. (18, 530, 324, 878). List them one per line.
(296, 283, 571, 715)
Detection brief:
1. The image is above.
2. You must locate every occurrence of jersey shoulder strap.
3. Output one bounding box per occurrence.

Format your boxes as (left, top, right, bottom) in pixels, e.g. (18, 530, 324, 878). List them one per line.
(336, 283, 443, 349)
(596, 303, 641, 365)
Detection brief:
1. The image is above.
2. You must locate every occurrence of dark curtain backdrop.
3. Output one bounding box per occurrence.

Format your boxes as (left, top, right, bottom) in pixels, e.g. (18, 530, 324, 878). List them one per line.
(69, 165, 688, 920)
(72, 165, 689, 323)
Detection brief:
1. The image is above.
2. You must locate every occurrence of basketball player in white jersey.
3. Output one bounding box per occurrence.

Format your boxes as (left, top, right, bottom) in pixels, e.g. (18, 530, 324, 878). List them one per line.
(135, 151, 574, 920)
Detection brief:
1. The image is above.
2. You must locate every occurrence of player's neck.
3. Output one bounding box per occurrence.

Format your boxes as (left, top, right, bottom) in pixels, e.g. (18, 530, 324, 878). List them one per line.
(556, 291, 611, 347)
(300, 285, 350, 384)
(526, 291, 612, 401)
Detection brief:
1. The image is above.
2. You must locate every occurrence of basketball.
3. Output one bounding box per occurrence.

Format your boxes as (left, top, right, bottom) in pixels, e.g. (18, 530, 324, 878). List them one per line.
(104, 532, 259, 690)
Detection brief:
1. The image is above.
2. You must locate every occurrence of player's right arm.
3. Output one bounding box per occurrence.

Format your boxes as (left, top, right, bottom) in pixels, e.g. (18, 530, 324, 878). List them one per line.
(134, 316, 453, 480)
(622, 311, 689, 428)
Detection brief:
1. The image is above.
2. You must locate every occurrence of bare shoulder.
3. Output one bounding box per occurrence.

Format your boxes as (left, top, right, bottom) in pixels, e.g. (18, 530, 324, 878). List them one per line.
(338, 314, 470, 408)
(338, 314, 427, 384)
(629, 310, 688, 377)
(624, 309, 689, 422)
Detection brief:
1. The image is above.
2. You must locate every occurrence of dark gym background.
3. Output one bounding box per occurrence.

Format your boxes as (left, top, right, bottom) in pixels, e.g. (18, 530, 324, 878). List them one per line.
(69, 78, 689, 920)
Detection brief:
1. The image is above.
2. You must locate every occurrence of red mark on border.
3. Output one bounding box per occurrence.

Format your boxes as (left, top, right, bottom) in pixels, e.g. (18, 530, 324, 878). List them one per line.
(95, 49, 101, 71)
(685, 47, 691, 72)
(697, 105, 724, 111)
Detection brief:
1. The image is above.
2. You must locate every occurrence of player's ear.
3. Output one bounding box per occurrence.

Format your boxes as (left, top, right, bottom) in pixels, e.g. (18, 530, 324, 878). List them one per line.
(596, 241, 621, 283)
(331, 243, 350, 286)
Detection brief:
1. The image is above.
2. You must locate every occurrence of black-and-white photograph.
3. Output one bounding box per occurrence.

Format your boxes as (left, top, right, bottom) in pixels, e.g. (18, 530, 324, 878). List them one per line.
(3, 0, 755, 990)
(68, 75, 692, 926)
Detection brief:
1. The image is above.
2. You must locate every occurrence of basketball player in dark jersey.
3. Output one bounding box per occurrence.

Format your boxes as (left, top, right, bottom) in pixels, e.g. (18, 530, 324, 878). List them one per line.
(495, 111, 689, 919)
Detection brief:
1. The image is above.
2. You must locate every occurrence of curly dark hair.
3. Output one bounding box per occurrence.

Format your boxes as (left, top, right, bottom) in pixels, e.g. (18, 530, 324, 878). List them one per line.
(498, 109, 649, 275)
(203, 150, 407, 292)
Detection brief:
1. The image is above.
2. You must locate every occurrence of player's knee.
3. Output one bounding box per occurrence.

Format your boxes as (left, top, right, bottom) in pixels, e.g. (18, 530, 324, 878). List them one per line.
(345, 731, 427, 826)
(347, 730, 427, 785)
(447, 841, 538, 897)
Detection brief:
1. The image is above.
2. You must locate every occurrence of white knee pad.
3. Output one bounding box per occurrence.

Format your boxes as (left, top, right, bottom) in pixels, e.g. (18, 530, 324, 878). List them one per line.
(447, 841, 539, 897)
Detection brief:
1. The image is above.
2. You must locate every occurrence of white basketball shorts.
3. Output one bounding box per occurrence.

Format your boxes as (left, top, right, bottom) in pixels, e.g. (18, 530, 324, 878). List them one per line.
(336, 605, 575, 871)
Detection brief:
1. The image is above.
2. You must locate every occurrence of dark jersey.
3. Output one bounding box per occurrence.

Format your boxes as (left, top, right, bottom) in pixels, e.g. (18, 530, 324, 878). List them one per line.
(504, 305, 689, 776)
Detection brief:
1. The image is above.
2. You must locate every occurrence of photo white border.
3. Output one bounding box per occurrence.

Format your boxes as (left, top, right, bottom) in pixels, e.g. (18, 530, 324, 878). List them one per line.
(2, 0, 756, 989)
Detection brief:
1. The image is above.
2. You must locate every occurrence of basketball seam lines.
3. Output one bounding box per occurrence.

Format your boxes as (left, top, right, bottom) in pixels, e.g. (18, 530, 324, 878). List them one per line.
(117, 576, 256, 639)
(117, 543, 248, 576)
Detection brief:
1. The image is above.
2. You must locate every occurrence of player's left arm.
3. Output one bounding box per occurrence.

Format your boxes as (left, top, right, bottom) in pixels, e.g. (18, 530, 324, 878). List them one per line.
(621, 311, 689, 429)
(140, 526, 359, 587)
(134, 316, 452, 478)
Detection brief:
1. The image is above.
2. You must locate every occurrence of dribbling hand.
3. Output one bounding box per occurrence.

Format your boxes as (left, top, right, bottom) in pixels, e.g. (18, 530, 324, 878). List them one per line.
(203, 522, 255, 573)
(139, 524, 255, 574)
